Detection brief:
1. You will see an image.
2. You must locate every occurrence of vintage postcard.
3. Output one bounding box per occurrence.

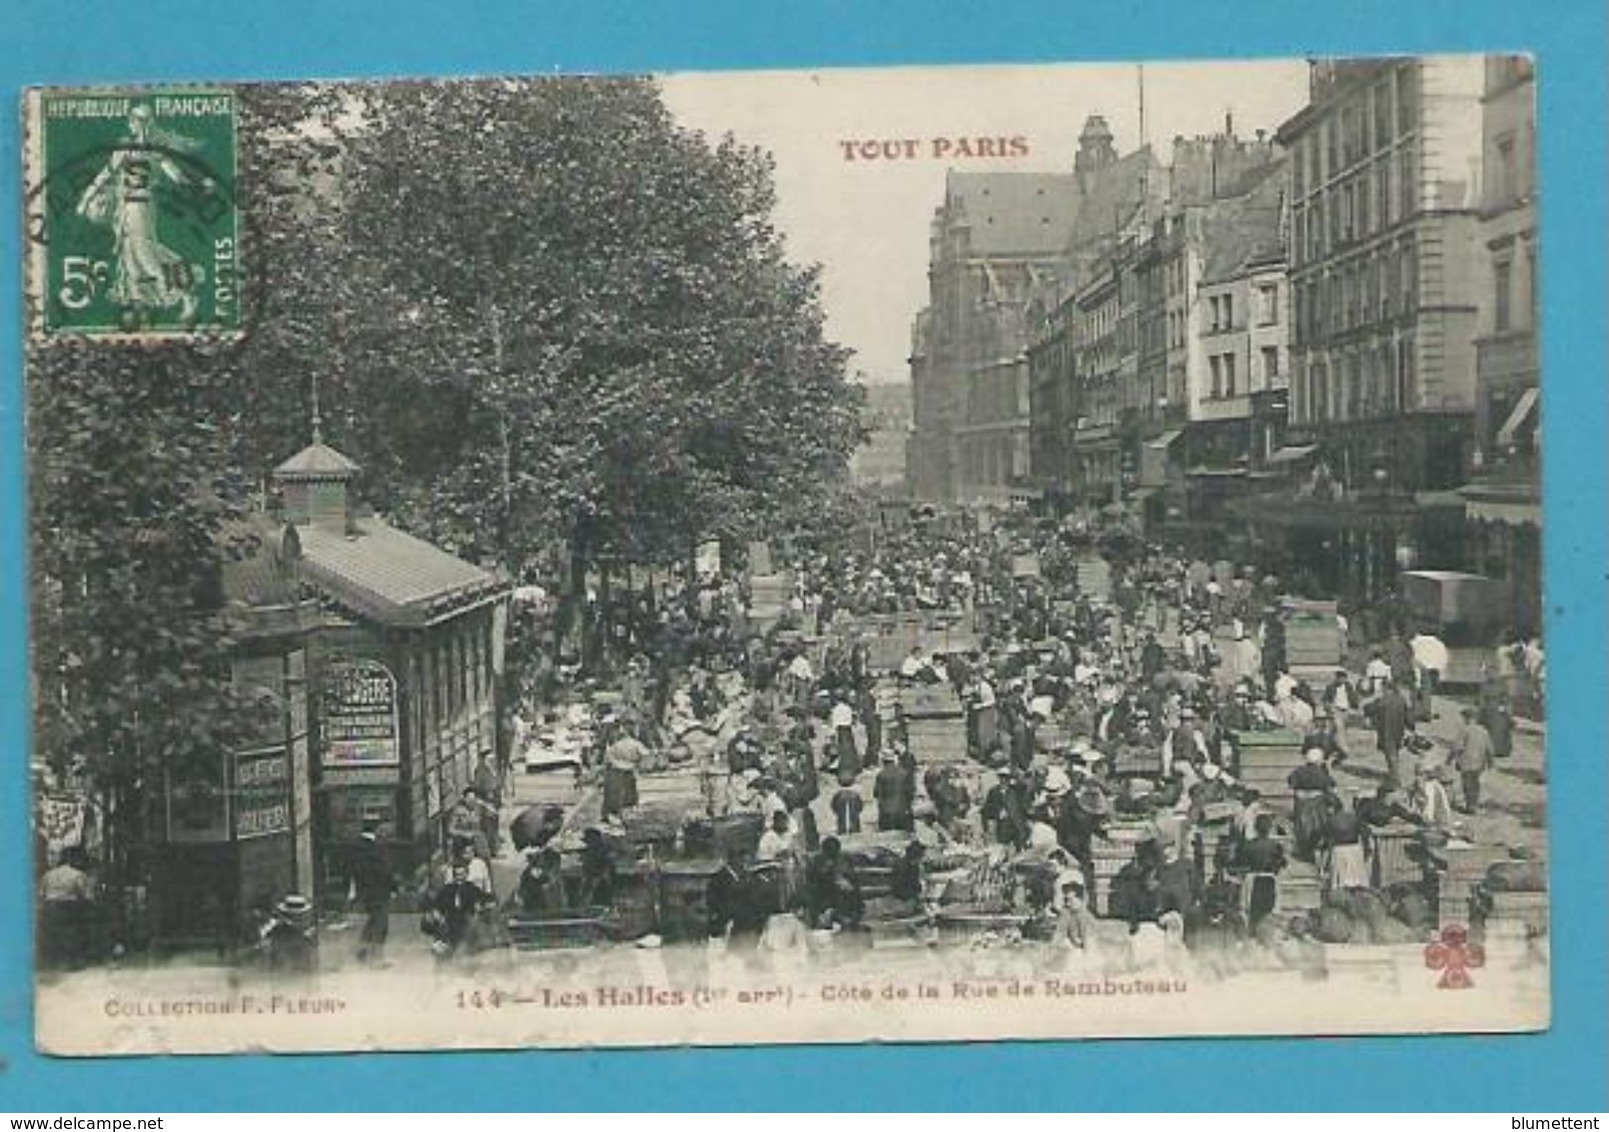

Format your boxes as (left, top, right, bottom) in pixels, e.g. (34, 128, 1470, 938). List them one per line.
(25, 56, 1548, 1056)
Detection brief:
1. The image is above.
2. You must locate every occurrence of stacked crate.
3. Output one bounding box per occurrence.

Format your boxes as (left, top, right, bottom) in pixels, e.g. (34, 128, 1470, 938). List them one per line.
(1278, 860, 1323, 914)
(1436, 843, 1510, 929)
(1090, 819, 1154, 917)
(655, 861, 722, 943)
(1282, 599, 1342, 678)
(1233, 729, 1304, 813)
(1074, 556, 1113, 602)
(900, 683, 968, 764)
(1370, 825, 1427, 890)
(1483, 890, 1549, 940)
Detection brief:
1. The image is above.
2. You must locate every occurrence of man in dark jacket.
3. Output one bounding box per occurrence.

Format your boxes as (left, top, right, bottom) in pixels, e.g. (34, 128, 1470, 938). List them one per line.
(348, 819, 394, 966)
(873, 753, 914, 832)
(1371, 681, 1413, 788)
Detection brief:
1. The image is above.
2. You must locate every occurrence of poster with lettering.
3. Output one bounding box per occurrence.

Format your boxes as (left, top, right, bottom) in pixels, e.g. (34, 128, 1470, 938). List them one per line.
(321, 660, 400, 768)
(28, 57, 1551, 1058)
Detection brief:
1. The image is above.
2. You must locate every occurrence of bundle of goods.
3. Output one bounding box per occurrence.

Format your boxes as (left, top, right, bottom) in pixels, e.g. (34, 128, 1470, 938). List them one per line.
(681, 811, 765, 861)
(1232, 728, 1304, 813)
(1473, 852, 1548, 939)
(937, 854, 1014, 911)
(1318, 886, 1424, 946)
(619, 801, 689, 853)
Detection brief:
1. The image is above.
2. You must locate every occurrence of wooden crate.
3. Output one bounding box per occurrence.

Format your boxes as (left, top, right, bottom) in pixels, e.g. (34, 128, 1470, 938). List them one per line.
(906, 718, 968, 764)
(1279, 862, 1323, 913)
(1483, 890, 1548, 938)
(506, 915, 612, 951)
(1371, 827, 1426, 890)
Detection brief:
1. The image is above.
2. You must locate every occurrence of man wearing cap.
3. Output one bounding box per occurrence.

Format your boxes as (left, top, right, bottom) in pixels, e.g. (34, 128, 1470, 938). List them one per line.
(1301, 711, 1351, 767)
(348, 818, 394, 966)
(1453, 706, 1496, 813)
(264, 895, 318, 974)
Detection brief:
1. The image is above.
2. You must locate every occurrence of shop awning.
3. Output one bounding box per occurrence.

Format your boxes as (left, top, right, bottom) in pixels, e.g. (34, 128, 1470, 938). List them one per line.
(1145, 429, 1184, 451)
(1495, 386, 1540, 448)
(1266, 444, 1317, 465)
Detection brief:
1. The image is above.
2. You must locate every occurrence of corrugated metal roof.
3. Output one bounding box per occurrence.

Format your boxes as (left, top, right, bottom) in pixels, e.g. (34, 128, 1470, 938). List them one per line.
(297, 517, 505, 626)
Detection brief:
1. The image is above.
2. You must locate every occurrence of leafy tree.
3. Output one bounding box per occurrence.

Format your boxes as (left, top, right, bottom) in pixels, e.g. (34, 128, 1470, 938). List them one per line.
(308, 77, 865, 579)
(28, 339, 267, 888)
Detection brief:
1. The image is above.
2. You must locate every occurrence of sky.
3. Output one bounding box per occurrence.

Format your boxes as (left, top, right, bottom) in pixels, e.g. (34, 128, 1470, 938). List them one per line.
(660, 60, 1311, 384)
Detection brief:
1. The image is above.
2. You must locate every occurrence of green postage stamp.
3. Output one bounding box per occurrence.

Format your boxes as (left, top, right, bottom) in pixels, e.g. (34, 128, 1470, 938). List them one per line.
(24, 88, 240, 339)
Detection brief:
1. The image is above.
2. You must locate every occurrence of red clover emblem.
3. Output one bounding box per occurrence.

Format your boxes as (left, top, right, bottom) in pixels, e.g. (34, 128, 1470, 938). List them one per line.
(1424, 924, 1485, 989)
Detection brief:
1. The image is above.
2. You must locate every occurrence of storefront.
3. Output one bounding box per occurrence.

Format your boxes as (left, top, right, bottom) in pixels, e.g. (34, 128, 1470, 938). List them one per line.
(270, 440, 510, 892)
(147, 517, 314, 950)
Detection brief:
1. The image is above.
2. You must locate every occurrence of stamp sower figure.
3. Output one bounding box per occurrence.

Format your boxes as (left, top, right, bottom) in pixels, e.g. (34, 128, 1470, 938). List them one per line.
(75, 104, 208, 320)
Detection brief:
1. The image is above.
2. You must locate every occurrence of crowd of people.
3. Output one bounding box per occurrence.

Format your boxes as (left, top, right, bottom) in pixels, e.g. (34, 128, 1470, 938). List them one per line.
(459, 511, 1543, 968)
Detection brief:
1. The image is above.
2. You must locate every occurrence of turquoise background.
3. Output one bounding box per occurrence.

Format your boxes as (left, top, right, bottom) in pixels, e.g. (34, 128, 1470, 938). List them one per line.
(1, 0, 1603, 1112)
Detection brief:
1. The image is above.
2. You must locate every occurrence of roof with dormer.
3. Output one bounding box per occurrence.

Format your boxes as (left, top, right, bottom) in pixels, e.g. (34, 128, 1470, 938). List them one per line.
(296, 516, 507, 628)
(274, 442, 361, 480)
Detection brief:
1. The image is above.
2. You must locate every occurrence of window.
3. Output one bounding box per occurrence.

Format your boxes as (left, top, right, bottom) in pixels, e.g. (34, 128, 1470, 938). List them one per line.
(1396, 65, 1417, 136)
(1374, 81, 1393, 147)
(1527, 244, 1538, 327)
(1378, 159, 1394, 227)
(1398, 146, 1415, 217)
(1494, 135, 1516, 204)
(1259, 284, 1279, 326)
(1209, 355, 1222, 398)
(1223, 353, 1237, 397)
(1494, 258, 1513, 331)
(1262, 347, 1280, 386)
(1397, 337, 1415, 410)
(1358, 174, 1372, 233)
(1223, 294, 1234, 330)
(1401, 242, 1417, 312)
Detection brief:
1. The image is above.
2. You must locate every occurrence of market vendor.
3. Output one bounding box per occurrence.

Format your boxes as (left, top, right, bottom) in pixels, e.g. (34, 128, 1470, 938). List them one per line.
(1289, 748, 1340, 862)
(515, 847, 564, 917)
(1324, 794, 1371, 894)
(888, 841, 927, 907)
(804, 837, 864, 929)
(1230, 812, 1287, 932)
(1301, 710, 1351, 766)
(602, 721, 647, 822)
(448, 788, 497, 862)
(577, 827, 617, 910)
